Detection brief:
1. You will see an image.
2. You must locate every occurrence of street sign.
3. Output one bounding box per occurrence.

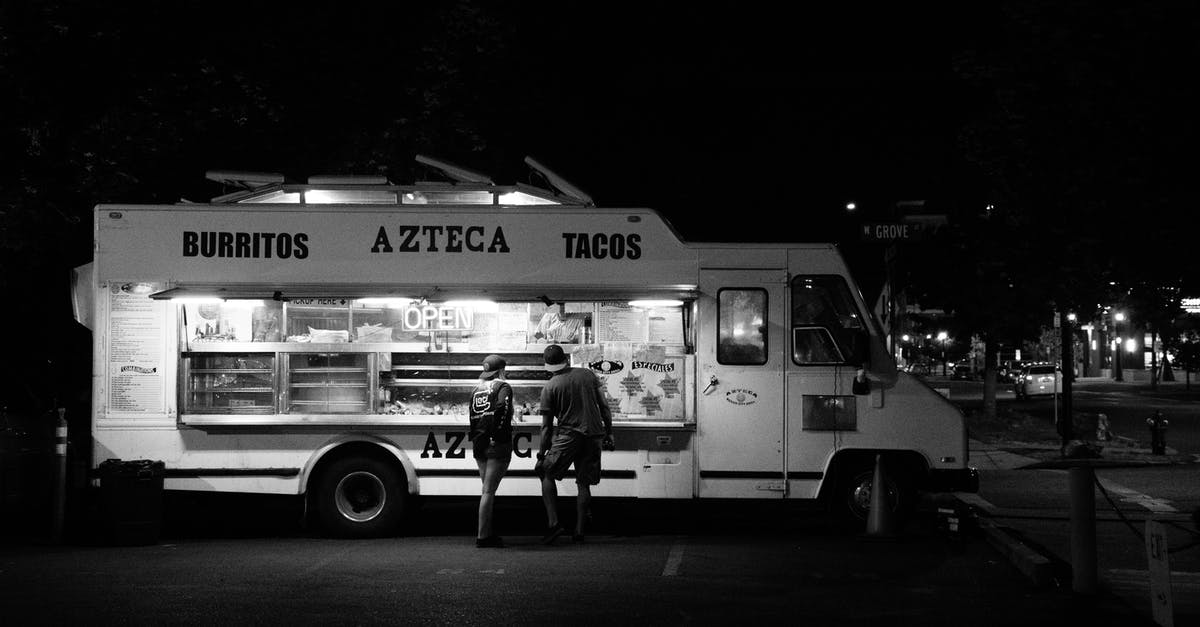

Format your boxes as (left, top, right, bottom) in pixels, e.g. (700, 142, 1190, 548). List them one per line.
(861, 222, 927, 242)
(1146, 519, 1174, 626)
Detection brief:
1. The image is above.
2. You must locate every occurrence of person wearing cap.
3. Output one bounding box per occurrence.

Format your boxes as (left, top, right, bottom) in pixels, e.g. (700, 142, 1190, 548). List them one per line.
(470, 354, 514, 548)
(535, 344, 615, 544)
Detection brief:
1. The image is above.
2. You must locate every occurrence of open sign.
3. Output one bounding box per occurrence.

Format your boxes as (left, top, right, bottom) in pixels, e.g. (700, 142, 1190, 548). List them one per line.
(402, 304, 473, 331)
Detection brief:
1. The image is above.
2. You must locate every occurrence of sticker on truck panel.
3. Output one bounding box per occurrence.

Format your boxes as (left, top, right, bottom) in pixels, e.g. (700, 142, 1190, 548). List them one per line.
(725, 389, 758, 406)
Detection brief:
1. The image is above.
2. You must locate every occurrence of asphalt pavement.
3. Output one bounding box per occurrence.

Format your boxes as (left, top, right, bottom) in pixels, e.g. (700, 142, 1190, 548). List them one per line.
(0, 495, 1169, 626)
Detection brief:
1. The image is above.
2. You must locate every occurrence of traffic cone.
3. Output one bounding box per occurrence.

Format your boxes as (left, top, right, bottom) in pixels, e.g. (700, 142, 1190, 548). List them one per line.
(861, 454, 899, 541)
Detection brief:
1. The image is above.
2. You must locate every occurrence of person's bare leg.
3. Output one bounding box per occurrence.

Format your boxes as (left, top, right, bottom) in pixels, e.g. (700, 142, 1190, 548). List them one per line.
(575, 484, 591, 536)
(541, 475, 559, 528)
(477, 457, 507, 539)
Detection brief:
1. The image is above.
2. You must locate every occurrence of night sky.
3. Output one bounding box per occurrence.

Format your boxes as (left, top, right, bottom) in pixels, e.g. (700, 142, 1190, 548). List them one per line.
(8, 2, 977, 240)
(3, 2, 1195, 412)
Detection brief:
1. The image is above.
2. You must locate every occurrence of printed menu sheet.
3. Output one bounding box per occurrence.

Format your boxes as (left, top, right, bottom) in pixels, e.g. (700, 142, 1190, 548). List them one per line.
(107, 290, 167, 414)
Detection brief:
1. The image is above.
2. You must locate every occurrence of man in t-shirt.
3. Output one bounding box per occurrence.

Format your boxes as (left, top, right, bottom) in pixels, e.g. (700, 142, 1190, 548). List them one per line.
(535, 344, 614, 544)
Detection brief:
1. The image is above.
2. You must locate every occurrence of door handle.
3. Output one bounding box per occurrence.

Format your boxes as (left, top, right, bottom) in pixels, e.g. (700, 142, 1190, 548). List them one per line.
(702, 375, 718, 394)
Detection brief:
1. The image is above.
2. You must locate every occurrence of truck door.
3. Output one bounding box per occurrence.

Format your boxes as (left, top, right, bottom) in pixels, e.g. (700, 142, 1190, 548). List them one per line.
(695, 270, 786, 498)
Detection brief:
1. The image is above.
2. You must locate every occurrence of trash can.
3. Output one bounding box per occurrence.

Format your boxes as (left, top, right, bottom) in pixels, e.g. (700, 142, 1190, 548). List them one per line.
(98, 459, 165, 545)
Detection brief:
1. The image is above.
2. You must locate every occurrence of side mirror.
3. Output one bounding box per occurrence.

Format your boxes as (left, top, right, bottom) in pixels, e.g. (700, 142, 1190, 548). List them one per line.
(852, 368, 870, 395)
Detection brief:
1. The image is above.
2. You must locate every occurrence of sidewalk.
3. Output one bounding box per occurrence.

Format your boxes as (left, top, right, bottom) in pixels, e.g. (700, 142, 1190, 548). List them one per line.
(959, 438, 1200, 624)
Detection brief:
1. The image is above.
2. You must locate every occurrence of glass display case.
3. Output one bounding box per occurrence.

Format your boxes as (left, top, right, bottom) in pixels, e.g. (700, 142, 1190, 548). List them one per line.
(182, 353, 276, 414)
(286, 353, 371, 414)
(379, 352, 548, 417)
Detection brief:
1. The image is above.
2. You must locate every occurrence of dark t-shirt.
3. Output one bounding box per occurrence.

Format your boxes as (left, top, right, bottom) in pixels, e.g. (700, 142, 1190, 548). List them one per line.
(539, 367, 611, 437)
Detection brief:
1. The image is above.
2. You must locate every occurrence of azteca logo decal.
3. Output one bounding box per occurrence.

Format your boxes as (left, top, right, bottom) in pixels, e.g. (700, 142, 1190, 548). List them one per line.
(724, 389, 758, 406)
(589, 360, 624, 375)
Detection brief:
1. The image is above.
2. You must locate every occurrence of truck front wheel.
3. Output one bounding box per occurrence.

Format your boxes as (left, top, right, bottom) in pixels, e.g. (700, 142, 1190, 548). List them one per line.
(313, 455, 405, 538)
(837, 459, 912, 529)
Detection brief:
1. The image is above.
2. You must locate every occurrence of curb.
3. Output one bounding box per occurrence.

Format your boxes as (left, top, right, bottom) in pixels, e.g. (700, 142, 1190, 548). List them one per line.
(953, 496, 1055, 588)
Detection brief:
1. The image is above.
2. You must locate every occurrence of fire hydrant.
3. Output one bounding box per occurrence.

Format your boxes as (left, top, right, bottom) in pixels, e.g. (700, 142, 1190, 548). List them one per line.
(1146, 410, 1169, 455)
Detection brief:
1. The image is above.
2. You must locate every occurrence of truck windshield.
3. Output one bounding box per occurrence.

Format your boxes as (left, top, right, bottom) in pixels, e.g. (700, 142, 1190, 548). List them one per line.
(791, 276, 866, 365)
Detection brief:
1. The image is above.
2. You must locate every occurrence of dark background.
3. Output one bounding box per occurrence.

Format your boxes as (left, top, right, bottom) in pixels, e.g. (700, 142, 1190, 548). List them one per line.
(2, 2, 1196, 416)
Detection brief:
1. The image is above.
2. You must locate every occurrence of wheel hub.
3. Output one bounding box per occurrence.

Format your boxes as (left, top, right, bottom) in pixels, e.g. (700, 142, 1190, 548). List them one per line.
(335, 471, 386, 522)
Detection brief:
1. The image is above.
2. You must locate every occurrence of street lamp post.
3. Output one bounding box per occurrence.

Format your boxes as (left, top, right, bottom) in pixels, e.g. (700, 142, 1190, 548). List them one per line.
(1114, 312, 1125, 381)
(938, 331, 948, 376)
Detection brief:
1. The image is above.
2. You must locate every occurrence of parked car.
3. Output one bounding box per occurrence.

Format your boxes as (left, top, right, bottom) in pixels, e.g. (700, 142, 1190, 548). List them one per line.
(998, 360, 1027, 384)
(1013, 363, 1061, 399)
(951, 362, 973, 380)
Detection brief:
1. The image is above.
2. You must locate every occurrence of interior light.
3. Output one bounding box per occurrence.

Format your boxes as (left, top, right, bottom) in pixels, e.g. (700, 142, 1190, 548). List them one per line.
(629, 300, 684, 308)
(497, 191, 558, 206)
(1125, 339, 1137, 353)
(356, 298, 413, 309)
(120, 282, 156, 295)
(443, 300, 499, 312)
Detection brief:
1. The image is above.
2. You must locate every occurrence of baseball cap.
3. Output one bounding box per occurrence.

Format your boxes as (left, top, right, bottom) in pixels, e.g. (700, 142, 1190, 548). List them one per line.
(480, 354, 506, 380)
(543, 344, 568, 372)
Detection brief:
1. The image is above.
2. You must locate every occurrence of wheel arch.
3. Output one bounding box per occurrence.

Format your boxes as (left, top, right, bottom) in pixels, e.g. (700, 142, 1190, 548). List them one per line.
(818, 448, 930, 499)
(300, 435, 418, 497)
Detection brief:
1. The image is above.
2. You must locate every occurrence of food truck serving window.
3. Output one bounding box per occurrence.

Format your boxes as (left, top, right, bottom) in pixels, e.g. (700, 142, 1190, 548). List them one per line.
(176, 298, 693, 423)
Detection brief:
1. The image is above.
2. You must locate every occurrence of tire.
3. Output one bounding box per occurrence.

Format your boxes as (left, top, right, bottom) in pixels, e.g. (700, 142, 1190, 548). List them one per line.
(835, 458, 913, 530)
(312, 455, 406, 538)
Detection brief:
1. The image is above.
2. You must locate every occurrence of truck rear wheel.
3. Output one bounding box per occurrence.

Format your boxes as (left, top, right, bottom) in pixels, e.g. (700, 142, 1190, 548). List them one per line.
(313, 455, 405, 538)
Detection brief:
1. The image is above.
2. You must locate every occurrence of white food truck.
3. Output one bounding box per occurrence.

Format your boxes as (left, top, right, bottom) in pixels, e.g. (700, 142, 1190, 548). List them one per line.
(72, 158, 977, 537)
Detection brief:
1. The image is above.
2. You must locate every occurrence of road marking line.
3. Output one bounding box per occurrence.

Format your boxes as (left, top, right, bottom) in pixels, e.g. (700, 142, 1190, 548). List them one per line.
(1040, 470, 1178, 513)
(661, 537, 685, 577)
(1097, 479, 1178, 513)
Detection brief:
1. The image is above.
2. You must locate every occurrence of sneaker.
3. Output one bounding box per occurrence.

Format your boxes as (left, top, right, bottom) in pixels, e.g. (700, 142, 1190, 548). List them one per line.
(541, 524, 565, 545)
(571, 534, 585, 544)
(475, 535, 505, 548)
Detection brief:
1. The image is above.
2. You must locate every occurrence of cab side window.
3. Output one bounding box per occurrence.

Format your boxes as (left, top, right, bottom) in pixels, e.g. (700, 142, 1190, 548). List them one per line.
(718, 289, 767, 365)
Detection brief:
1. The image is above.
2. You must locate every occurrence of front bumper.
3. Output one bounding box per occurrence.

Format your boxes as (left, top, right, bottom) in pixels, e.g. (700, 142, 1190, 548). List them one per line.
(925, 467, 979, 493)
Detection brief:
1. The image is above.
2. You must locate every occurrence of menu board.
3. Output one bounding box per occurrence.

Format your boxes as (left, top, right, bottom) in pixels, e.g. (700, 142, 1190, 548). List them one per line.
(598, 303, 648, 343)
(106, 290, 167, 415)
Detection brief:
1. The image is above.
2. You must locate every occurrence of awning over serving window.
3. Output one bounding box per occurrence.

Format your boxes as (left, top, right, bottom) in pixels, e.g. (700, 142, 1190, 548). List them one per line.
(149, 283, 700, 303)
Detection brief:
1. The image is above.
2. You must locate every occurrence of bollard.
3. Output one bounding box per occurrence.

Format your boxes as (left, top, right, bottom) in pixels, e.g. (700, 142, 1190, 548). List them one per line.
(1069, 465, 1098, 594)
(1146, 411, 1169, 456)
(52, 408, 67, 544)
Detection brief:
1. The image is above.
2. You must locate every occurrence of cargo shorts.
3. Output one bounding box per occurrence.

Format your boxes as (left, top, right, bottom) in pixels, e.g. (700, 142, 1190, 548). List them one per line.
(538, 429, 602, 485)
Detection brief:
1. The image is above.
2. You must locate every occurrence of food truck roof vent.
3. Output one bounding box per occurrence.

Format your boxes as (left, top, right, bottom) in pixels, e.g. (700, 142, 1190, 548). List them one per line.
(524, 156, 593, 206)
(415, 154, 495, 185)
(307, 175, 392, 185)
(205, 170, 286, 189)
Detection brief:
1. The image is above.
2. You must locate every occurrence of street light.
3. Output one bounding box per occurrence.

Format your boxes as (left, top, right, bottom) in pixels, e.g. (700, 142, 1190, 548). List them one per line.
(937, 331, 949, 376)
